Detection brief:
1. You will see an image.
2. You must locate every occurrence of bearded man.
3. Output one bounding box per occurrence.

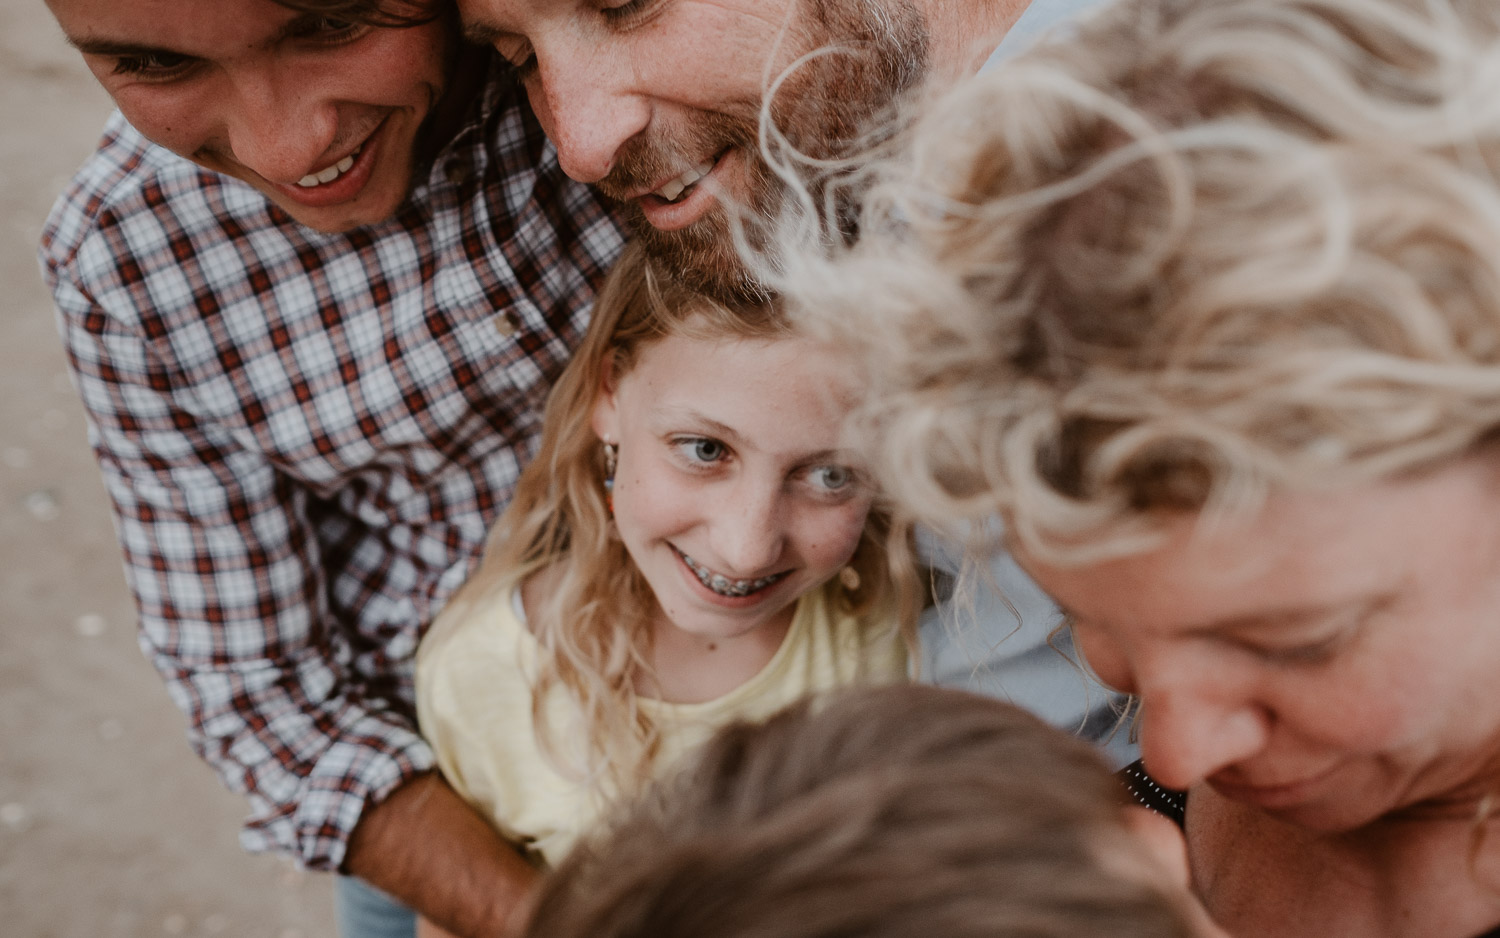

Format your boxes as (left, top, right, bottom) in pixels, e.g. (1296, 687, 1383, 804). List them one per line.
(452, 0, 1130, 797)
(457, 0, 1106, 298)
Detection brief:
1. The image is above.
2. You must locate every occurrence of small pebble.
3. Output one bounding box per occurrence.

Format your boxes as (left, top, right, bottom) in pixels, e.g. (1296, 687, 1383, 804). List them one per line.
(163, 913, 187, 935)
(2, 447, 30, 469)
(98, 719, 124, 741)
(24, 490, 59, 521)
(0, 803, 27, 827)
(75, 614, 107, 638)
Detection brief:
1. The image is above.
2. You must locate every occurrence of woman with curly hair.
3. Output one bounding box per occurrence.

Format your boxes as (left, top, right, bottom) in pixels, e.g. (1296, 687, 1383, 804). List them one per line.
(777, 0, 1500, 934)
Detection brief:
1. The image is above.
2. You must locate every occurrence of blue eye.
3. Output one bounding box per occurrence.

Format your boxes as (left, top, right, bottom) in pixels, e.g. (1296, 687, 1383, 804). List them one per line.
(692, 439, 726, 462)
(674, 437, 728, 465)
(808, 465, 854, 492)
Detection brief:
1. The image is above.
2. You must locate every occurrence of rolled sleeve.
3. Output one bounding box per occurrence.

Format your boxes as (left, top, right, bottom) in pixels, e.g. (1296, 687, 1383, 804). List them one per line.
(57, 275, 433, 868)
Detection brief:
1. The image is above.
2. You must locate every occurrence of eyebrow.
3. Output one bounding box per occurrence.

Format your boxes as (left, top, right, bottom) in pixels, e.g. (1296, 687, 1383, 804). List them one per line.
(68, 36, 178, 57)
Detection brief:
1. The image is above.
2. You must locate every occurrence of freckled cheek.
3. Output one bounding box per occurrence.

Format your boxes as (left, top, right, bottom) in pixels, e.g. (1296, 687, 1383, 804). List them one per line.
(114, 97, 211, 156)
(800, 503, 873, 567)
(613, 469, 702, 539)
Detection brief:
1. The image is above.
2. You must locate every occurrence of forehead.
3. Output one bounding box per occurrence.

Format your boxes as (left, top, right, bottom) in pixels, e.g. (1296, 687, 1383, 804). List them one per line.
(49, 0, 307, 52)
(1019, 461, 1500, 634)
(621, 332, 855, 446)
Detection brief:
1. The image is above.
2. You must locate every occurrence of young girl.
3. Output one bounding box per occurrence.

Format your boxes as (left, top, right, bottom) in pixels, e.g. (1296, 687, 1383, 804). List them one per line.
(414, 243, 922, 934)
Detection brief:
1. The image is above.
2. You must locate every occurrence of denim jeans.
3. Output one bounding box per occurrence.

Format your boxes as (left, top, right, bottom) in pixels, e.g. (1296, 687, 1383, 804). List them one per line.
(335, 875, 417, 938)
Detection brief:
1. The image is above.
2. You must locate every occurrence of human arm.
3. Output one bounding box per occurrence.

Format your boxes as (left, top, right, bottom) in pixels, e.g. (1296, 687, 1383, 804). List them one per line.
(44, 253, 441, 869)
(346, 772, 541, 938)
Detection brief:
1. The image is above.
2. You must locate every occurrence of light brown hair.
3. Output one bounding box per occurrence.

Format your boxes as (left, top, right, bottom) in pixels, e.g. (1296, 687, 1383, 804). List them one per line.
(272, 0, 438, 27)
(525, 684, 1198, 938)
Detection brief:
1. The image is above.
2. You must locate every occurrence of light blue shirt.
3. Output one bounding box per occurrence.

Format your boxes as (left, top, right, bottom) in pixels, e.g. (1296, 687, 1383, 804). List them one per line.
(984, 0, 1116, 70)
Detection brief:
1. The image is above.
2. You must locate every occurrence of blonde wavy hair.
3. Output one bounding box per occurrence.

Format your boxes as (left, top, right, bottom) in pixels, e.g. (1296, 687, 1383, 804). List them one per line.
(440, 242, 922, 790)
(776, 0, 1500, 563)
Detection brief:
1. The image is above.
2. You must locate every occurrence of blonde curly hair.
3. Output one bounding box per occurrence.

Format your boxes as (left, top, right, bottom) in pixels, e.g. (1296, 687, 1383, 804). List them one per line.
(779, 0, 1500, 563)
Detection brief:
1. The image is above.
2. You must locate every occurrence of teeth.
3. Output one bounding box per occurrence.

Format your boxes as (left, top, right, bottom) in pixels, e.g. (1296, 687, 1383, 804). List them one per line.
(678, 549, 783, 597)
(296, 147, 360, 188)
(652, 161, 714, 203)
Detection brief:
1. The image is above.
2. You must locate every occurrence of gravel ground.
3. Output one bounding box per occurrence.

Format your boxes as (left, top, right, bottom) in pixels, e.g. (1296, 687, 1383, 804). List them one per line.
(2, 4, 339, 935)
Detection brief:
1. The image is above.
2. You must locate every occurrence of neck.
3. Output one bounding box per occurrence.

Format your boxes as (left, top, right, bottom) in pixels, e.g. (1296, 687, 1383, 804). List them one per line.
(1189, 786, 1500, 938)
(639, 604, 796, 705)
(920, 0, 1032, 82)
(414, 41, 491, 169)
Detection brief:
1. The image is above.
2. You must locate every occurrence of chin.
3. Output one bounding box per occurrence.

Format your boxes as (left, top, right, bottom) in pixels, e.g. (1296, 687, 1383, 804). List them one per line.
(273, 192, 397, 234)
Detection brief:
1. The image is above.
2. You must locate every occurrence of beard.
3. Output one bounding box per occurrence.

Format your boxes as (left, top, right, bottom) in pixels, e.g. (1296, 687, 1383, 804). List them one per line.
(592, 0, 929, 301)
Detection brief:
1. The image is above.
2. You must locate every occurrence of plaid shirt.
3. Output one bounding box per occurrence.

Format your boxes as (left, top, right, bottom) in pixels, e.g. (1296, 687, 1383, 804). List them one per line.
(39, 58, 626, 871)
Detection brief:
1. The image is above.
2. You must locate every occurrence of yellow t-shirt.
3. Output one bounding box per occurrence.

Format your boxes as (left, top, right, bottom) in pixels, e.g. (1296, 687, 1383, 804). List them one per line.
(416, 579, 908, 866)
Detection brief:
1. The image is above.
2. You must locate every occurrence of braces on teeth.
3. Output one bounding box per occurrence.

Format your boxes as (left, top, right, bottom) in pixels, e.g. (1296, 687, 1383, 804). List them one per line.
(296, 146, 361, 188)
(679, 550, 783, 597)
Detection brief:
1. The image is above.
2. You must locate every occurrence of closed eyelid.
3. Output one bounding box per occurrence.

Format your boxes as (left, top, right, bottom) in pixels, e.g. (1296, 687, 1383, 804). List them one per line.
(1211, 596, 1390, 643)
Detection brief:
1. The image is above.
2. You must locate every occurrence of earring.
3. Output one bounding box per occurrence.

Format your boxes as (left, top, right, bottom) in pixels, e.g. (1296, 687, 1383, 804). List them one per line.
(602, 440, 617, 513)
(839, 565, 861, 592)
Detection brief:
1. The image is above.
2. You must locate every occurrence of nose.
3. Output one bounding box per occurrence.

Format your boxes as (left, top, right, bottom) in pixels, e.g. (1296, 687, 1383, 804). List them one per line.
(709, 479, 787, 578)
(223, 66, 340, 185)
(529, 44, 650, 184)
(1136, 682, 1270, 792)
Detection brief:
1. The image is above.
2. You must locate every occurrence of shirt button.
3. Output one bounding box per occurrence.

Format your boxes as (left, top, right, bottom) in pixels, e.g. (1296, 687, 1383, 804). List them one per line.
(445, 160, 470, 185)
(493, 315, 517, 337)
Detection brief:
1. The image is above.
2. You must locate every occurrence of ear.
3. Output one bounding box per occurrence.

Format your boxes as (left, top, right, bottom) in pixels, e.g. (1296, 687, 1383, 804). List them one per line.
(590, 354, 621, 444)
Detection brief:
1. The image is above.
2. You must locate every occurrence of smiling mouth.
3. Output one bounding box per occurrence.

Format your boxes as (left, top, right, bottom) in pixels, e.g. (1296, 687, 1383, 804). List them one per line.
(643, 149, 730, 204)
(674, 546, 789, 598)
(296, 145, 362, 188)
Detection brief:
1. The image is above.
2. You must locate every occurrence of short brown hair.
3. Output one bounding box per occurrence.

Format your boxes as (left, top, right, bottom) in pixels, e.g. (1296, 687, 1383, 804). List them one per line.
(272, 0, 440, 27)
(524, 685, 1197, 938)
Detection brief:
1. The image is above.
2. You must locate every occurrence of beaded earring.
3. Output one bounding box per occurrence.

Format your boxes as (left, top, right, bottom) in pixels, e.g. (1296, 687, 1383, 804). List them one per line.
(602, 440, 617, 513)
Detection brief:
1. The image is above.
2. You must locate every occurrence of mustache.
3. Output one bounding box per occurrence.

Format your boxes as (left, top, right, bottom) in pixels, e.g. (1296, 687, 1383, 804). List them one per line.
(593, 109, 758, 201)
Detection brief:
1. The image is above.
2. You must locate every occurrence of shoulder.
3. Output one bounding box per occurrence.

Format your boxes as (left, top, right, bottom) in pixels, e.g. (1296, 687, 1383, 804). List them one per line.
(419, 563, 530, 680)
(795, 583, 910, 681)
(39, 113, 322, 351)
(42, 112, 253, 281)
(982, 0, 1119, 70)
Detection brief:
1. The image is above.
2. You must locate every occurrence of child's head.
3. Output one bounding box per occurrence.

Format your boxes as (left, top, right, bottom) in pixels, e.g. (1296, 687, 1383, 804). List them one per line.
(487, 243, 918, 783)
(524, 684, 1225, 938)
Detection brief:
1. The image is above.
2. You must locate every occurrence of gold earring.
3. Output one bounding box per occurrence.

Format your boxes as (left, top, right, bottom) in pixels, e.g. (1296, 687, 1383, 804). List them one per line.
(839, 565, 861, 592)
(603, 440, 617, 513)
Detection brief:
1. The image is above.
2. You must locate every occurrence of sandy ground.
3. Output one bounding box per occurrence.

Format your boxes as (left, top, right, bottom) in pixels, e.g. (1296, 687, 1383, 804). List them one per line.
(1, 3, 340, 936)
